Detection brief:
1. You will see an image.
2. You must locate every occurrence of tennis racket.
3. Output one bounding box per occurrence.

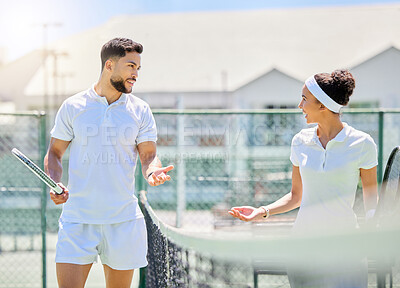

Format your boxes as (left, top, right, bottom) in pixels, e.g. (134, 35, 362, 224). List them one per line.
(11, 148, 64, 195)
(375, 146, 400, 224)
(374, 147, 400, 288)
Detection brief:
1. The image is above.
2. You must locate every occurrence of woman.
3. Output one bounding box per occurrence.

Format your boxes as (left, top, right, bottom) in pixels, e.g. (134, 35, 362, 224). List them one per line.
(229, 69, 378, 287)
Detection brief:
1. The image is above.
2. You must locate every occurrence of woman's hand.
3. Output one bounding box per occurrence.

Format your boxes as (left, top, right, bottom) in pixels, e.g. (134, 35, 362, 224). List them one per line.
(228, 206, 267, 222)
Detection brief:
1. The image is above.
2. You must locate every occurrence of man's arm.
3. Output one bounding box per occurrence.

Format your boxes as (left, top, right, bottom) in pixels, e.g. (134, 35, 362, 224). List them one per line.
(44, 137, 70, 204)
(137, 141, 174, 187)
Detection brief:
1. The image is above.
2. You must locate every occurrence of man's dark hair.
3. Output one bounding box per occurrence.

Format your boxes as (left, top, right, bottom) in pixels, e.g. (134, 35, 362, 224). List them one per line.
(101, 38, 143, 71)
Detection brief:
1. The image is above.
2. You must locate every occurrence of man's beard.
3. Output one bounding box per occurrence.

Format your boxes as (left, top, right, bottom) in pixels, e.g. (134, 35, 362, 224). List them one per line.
(110, 76, 131, 93)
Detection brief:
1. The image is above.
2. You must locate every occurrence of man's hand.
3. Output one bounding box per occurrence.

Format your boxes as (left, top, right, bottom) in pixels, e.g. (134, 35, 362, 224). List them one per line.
(50, 183, 69, 205)
(147, 165, 174, 186)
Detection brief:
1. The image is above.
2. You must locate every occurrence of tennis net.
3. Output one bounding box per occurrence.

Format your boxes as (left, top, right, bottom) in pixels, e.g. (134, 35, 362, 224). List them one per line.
(142, 190, 256, 287)
(141, 190, 400, 288)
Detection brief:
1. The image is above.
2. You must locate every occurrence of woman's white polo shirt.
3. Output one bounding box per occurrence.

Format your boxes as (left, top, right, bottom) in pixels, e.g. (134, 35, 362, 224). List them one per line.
(290, 123, 377, 233)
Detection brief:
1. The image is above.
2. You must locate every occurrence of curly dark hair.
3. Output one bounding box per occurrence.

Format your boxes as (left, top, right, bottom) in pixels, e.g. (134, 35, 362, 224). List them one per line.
(314, 69, 355, 107)
(100, 38, 143, 71)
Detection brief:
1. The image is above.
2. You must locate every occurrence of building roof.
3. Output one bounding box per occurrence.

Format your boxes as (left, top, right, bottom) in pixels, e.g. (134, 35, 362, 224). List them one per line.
(350, 46, 400, 105)
(3, 3, 400, 98)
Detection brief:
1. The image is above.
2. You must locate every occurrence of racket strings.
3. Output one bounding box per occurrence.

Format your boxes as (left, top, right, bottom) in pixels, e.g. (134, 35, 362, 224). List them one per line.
(13, 149, 58, 190)
(29, 163, 55, 187)
(378, 147, 400, 224)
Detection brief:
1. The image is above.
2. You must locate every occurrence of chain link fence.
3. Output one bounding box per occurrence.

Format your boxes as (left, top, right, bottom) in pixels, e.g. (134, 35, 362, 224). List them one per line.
(0, 112, 47, 288)
(147, 110, 400, 230)
(1, 110, 399, 288)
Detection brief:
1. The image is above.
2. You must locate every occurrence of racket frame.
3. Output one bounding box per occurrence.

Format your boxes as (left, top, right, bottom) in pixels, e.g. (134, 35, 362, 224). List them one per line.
(376, 146, 400, 219)
(11, 148, 64, 195)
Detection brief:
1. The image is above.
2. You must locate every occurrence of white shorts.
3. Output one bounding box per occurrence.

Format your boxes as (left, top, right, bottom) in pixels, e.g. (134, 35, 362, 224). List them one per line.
(55, 218, 148, 270)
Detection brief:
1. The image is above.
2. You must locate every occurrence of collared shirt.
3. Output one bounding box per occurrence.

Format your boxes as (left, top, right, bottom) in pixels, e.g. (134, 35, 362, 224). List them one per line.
(51, 85, 157, 224)
(290, 123, 377, 233)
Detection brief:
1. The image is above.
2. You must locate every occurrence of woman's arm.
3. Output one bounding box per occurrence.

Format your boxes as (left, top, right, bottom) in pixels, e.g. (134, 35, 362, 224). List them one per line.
(360, 166, 378, 220)
(229, 165, 303, 221)
(266, 165, 303, 216)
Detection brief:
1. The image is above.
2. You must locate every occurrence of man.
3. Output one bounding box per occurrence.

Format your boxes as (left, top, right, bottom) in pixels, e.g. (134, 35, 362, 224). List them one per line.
(45, 38, 173, 288)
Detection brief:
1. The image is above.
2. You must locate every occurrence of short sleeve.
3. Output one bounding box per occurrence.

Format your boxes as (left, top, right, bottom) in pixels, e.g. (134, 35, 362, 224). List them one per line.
(50, 101, 74, 141)
(290, 135, 300, 167)
(358, 135, 378, 169)
(136, 105, 157, 144)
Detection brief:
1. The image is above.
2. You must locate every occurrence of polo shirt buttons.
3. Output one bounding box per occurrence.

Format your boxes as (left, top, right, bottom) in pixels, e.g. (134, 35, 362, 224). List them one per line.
(103, 111, 111, 123)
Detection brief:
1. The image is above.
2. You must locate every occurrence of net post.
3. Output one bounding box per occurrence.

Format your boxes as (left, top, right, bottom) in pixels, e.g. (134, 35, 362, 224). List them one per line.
(38, 112, 47, 288)
(138, 196, 147, 288)
(185, 249, 190, 287)
(165, 236, 170, 283)
(378, 110, 384, 184)
(136, 161, 147, 288)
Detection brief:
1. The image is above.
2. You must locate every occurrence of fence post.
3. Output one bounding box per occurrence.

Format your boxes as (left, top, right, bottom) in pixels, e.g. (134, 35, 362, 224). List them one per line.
(378, 110, 384, 184)
(38, 112, 47, 288)
(176, 97, 186, 228)
(136, 160, 146, 191)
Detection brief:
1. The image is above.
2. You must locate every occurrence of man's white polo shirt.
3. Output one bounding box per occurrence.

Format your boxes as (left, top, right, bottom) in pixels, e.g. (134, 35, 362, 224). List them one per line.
(290, 123, 377, 233)
(51, 86, 157, 224)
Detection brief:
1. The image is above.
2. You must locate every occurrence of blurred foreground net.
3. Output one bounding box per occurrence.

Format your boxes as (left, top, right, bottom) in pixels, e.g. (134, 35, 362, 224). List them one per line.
(141, 185, 400, 288)
(143, 190, 256, 288)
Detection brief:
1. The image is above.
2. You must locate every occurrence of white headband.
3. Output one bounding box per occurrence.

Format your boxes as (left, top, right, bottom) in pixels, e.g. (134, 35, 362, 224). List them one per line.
(305, 75, 343, 113)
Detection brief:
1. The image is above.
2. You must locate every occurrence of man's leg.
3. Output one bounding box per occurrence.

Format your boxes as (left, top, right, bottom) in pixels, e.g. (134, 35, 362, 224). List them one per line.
(103, 264, 134, 288)
(57, 263, 93, 288)
(100, 219, 146, 288)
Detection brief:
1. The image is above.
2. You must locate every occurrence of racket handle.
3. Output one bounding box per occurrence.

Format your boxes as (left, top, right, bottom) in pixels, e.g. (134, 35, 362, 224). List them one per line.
(53, 184, 64, 195)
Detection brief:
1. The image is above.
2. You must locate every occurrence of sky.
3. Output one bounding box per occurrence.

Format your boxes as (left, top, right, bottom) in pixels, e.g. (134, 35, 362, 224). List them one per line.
(0, 0, 399, 63)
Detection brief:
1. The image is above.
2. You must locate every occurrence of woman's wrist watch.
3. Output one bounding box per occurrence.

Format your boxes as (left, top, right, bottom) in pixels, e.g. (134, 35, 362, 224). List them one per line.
(261, 206, 270, 219)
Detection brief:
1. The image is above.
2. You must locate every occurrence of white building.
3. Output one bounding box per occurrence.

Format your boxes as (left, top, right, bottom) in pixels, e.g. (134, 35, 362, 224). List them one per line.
(1, 3, 400, 111)
(351, 47, 400, 108)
